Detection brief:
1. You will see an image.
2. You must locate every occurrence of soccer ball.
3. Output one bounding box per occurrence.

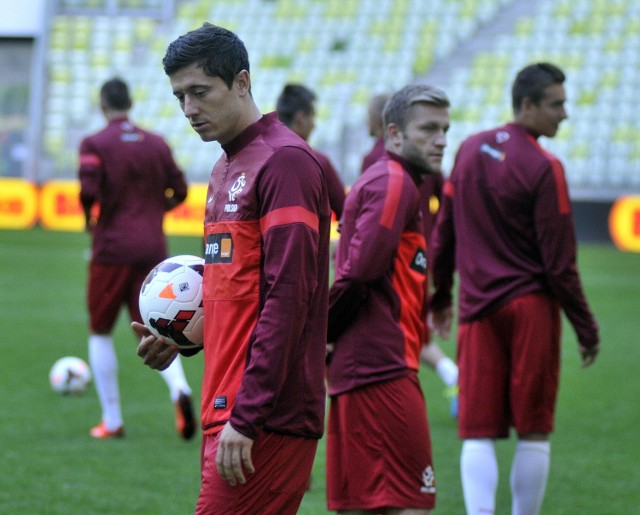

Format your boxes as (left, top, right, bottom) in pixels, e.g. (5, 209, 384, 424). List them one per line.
(49, 356, 92, 395)
(139, 254, 205, 349)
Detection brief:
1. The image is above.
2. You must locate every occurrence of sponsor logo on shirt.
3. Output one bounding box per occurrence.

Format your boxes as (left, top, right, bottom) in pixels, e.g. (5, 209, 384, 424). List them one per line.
(205, 233, 234, 263)
(120, 133, 143, 142)
(480, 142, 506, 161)
(214, 396, 227, 409)
(496, 130, 510, 143)
(411, 248, 427, 275)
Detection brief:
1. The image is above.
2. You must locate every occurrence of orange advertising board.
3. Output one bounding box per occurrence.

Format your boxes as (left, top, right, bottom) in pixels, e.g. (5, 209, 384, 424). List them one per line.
(609, 196, 640, 252)
(0, 178, 38, 229)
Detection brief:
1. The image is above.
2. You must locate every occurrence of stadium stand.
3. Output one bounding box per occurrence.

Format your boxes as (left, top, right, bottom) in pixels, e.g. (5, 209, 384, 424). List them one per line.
(42, 0, 639, 198)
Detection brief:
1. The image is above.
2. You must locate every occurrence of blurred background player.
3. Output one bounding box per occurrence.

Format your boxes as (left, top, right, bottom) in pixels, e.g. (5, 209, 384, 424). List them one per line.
(276, 83, 345, 221)
(360, 92, 391, 174)
(362, 90, 459, 416)
(325, 84, 452, 514)
(430, 63, 600, 515)
(78, 77, 195, 440)
(133, 24, 330, 514)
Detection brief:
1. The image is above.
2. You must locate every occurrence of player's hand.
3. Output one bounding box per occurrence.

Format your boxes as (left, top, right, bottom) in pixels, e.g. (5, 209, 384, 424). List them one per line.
(579, 344, 599, 368)
(326, 343, 335, 358)
(215, 422, 255, 486)
(429, 307, 453, 340)
(132, 321, 179, 371)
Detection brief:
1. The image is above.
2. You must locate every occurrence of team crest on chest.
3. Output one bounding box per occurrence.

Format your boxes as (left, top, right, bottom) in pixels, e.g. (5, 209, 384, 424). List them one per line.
(225, 172, 246, 213)
(228, 173, 246, 201)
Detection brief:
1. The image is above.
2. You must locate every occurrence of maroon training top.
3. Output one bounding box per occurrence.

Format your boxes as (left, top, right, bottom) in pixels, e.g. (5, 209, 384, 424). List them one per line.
(314, 149, 346, 220)
(78, 117, 187, 265)
(328, 151, 428, 395)
(430, 123, 599, 348)
(201, 113, 330, 440)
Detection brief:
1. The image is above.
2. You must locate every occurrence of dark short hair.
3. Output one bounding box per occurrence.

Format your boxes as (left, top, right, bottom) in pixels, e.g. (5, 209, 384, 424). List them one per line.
(275, 83, 316, 127)
(100, 78, 132, 110)
(383, 84, 449, 130)
(162, 22, 250, 90)
(512, 62, 565, 113)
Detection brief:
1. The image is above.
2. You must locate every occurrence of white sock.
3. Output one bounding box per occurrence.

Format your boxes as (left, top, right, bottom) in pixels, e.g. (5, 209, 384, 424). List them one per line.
(88, 334, 122, 430)
(510, 440, 550, 515)
(158, 355, 192, 403)
(436, 356, 459, 387)
(461, 439, 498, 514)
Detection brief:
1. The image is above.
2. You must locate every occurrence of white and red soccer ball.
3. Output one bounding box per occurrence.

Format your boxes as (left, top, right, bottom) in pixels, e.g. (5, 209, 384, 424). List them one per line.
(49, 356, 92, 395)
(138, 254, 205, 349)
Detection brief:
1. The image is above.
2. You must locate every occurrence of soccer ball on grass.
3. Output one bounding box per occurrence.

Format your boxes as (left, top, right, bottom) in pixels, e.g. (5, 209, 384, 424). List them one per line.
(139, 254, 205, 349)
(49, 356, 92, 395)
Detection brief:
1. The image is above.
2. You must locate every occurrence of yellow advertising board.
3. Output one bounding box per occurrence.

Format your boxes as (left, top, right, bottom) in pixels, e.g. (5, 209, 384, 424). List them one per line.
(39, 180, 85, 231)
(162, 184, 207, 236)
(3, 177, 350, 243)
(0, 178, 38, 229)
(0, 178, 206, 236)
(609, 196, 640, 252)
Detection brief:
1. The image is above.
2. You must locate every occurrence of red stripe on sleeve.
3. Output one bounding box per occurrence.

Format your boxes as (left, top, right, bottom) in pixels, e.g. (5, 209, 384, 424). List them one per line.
(260, 205, 319, 234)
(380, 160, 404, 229)
(527, 135, 571, 215)
(549, 159, 571, 215)
(80, 153, 102, 167)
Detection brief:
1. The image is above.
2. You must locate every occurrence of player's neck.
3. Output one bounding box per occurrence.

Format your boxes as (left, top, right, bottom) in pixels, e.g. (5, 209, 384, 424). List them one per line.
(104, 109, 129, 122)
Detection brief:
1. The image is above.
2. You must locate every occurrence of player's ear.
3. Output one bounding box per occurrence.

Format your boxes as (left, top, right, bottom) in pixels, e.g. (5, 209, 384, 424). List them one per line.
(235, 70, 251, 97)
(521, 96, 535, 113)
(386, 122, 402, 150)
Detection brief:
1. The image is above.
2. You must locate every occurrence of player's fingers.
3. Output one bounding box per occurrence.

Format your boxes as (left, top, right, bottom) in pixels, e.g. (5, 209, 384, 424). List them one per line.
(135, 334, 154, 358)
(215, 443, 233, 485)
(140, 338, 177, 370)
(230, 445, 247, 485)
(241, 445, 255, 475)
(131, 321, 150, 339)
(580, 346, 598, 368)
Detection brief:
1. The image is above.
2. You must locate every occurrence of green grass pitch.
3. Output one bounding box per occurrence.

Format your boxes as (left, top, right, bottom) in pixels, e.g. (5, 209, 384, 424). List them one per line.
(1, 227, 638, 514)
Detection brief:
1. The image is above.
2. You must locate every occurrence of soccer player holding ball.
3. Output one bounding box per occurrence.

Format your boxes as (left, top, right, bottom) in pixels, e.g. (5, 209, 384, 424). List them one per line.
(133, 23, 330, 514)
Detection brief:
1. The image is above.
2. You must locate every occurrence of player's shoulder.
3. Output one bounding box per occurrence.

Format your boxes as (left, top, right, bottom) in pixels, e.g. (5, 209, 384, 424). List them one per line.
(132, 124, 168, 145)
(355, 157, 412, 197)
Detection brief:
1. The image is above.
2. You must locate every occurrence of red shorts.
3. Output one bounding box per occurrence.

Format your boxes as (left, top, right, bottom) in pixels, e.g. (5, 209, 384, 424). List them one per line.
(457, 292, 561, 439)
(196, 431, 317, 515)
(326, 374, 436, 512)
(88, 262, 155, 333)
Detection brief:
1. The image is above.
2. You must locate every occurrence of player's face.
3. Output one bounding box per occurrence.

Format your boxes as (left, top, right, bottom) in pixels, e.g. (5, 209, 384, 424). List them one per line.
(295, 106, 316, 141)
(526, 83, 568, 138)
(169, 63, 248, 144)
(397, 104, 450, 174)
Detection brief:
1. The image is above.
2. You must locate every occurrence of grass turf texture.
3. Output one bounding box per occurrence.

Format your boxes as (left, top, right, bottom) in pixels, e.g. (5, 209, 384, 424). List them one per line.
(1, 227, 638, 514)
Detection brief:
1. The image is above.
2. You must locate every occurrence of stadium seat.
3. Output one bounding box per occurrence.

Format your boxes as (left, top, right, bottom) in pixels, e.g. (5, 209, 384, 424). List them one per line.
(40, 0, 639, 197)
